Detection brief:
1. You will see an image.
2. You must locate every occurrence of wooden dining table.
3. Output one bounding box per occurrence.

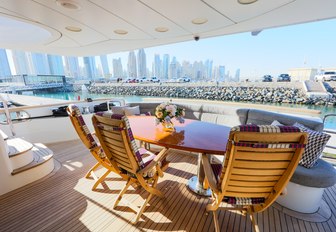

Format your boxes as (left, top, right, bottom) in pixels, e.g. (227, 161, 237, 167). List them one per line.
(128, 116, 231, 196)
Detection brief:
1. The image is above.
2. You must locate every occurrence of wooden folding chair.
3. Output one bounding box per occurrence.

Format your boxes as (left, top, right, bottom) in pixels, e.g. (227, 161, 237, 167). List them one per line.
(92, 112, 169, 223)
(202, 125, 307, 232)
(67, 104, 127, 190)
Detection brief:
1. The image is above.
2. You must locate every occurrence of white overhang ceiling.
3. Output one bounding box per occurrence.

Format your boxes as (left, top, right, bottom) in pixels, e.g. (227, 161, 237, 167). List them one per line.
(0, 0, 335, 56)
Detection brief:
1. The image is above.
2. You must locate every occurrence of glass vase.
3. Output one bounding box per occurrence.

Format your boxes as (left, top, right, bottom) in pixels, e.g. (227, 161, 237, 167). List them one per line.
(162, 121, 175, 132)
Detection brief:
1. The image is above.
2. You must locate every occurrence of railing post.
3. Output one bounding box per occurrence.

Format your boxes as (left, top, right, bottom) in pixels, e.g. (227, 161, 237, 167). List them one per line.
(0, 94, 15, 136)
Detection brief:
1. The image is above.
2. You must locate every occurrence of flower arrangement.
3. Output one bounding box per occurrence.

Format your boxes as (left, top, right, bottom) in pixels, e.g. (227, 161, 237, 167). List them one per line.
(155, 102, 185, 125)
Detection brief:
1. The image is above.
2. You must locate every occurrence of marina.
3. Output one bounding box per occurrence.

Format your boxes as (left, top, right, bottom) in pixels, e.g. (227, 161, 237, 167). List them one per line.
(29, 88, 336, 130)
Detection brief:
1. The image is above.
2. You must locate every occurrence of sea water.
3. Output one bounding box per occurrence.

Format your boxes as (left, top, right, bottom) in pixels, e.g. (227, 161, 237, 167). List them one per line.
(33, 92, 336, 130)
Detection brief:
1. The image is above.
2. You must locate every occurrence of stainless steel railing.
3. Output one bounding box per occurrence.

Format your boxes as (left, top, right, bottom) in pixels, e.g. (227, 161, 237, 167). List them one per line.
(0, 94, 15, 136)
(323, 113, 336, 151)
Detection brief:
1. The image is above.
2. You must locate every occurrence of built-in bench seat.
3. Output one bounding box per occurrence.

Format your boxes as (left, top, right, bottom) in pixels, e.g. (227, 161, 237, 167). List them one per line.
(129, 102, 336, 214)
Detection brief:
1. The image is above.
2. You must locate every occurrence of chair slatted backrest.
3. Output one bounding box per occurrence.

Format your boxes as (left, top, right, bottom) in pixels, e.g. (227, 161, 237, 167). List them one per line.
(92, 112, 145, 175)
(67, 104, 98, 150)
(220, 125, 307, 211)
(67, 104, 106, 159)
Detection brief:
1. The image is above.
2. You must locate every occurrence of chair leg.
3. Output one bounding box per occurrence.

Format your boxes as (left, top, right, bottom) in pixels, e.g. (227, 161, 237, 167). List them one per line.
(145, 142, 151, 150)
(213, 211, 220, 232)
(133, 191, 153, 224)
(92, 169, 112, 190)
(114, 178, 132, 209)
(137, 175, 164, 198)
(139, 141, 151, 150)
(248, 208, 260, 232)
(133, 176, 160, 224)
(85, 162, 101, 178)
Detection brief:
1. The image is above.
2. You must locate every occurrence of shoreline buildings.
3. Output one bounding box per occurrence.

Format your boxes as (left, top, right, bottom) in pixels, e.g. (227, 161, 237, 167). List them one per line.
(7, 48, 335, 82)
(0, 48, 235, 81)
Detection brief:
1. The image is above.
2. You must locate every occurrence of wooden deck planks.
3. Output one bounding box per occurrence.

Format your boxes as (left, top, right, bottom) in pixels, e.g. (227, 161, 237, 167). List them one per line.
(0, 140, 336, 232)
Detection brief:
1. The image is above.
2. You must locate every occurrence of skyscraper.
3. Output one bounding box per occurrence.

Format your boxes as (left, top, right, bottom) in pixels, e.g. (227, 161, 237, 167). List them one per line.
(218, 65, 225, 82)
(47, 54, 64, 75)
(205, 59, 213, 80)
(127, 51, 137, 78)
(11, 50, 30, 75)
(83, 56, 97, 79)
(235, 68, 240, 82)
(100, 55, 110, 78)
(193, 61, 203, 80)
(153, 54, 161, 78)
(0, 49, 11, 77)
(162, 54, 169, 79)
(137, 49, 146, 78)
(181, 61, 192, 79)
(113, 58, 123, 78)
(30, 52, 50, 75)
(169, 57, 179, 79)
(64, 56, 80, 78)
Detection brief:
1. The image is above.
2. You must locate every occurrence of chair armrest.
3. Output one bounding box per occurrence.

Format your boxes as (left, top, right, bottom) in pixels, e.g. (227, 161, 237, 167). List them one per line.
(202, 153, 220, 192)
(138, 148, 169, 175)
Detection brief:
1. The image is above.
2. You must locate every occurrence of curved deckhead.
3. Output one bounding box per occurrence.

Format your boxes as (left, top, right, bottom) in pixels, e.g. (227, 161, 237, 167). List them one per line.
(0, 0, 336, 56)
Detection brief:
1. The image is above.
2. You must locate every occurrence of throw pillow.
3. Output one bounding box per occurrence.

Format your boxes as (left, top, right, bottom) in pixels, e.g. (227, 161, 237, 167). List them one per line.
(124, 106, 140, 116)
(271, 120, 284, 126)
(111, 106, 126, 115)
(293, 122, 331, 168)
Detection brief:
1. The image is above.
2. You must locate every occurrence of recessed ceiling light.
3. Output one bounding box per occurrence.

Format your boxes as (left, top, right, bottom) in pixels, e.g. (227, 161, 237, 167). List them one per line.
(191, 18, 208, 25)
(114, 29, 128, 35)
(238, 0, 258, 5)
(56, 0, 81, 10)
(65, 26, 82, 32)
(155, 27, 169, 32)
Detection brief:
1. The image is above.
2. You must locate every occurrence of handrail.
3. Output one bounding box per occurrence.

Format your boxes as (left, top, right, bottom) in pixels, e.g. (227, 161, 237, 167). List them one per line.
(323, 113, 336, 151)
(0, 97, 126, 114)
(0, 94, 15, 136)
(0, 98, 127, 125)
(323, 113, 336, 124)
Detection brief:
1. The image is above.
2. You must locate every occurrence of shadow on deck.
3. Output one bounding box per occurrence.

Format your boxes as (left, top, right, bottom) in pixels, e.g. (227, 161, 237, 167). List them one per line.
(0, 140, 335, 232)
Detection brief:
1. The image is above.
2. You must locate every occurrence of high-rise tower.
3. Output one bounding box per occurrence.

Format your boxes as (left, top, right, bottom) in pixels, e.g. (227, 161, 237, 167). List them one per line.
(127, 51, 137, 78)
(30, 52, 50, 75)
(113, 58, 123, 78)
(0, 49, 11, 77)
(83, 56, 97, 80)
(65, 56, 80, 78)
(11, 50, 30, 75)
(153, 54, 161, 78)
(162, 54, 169, 79)
(100, 55, 110, 78)
(47, 54, 64, 75)
(137, 49, 146, 78)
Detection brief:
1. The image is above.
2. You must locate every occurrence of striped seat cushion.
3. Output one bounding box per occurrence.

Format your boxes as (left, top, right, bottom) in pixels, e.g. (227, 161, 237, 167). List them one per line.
(68, 104, 106, 159)
(224, 197, 265, 205)
(231, 124, 302, 133)
(210, 163, 223, 183)
(96, 112, 163, 177)
(230, 124, 306, 148)
(217, 124, 305, 205)
(96, 112, 145, 169)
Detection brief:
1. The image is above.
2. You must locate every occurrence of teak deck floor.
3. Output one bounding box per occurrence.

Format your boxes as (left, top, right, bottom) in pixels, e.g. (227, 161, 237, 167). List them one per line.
(1, 140, 336, 232)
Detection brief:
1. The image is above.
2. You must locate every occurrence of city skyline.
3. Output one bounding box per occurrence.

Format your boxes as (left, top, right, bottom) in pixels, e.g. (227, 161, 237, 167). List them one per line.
(3, 48, 230, 81)
(1, 18, 336, 80)
(108, 18, 336, 78)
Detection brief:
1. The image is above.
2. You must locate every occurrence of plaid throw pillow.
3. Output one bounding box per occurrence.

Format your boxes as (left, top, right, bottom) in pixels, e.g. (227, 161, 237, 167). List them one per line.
(293, 122, 331, 168)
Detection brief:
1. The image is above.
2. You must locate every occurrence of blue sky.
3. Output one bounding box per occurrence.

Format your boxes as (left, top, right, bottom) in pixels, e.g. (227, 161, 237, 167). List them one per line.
(109, 18, 336, 79)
